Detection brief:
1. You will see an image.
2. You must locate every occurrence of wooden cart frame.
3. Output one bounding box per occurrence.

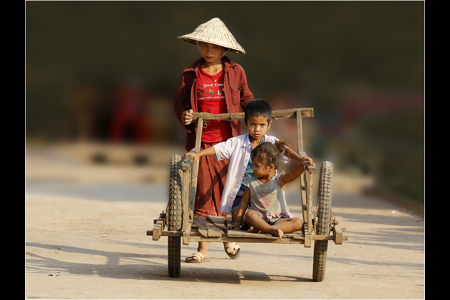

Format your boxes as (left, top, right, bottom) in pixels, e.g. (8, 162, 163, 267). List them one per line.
(147, 108, 347, 281)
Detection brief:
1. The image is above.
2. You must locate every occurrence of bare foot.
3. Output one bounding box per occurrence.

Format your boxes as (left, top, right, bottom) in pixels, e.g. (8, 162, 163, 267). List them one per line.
(247, 226, 261, 233)
(269, 228, 283, 238)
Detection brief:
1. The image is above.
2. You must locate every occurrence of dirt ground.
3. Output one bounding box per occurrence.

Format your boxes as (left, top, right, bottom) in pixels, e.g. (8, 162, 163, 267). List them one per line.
(25, 144, 425, 299)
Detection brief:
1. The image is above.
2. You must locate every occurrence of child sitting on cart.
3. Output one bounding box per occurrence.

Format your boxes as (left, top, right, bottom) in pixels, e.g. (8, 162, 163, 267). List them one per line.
(228, 141, 314, 238)
(185, 100, 314, 239)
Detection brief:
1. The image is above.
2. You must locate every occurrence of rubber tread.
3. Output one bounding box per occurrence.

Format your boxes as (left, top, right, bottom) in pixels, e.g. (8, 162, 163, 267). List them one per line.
(312, 161, 333, 282)
(168, 154, 182, 277)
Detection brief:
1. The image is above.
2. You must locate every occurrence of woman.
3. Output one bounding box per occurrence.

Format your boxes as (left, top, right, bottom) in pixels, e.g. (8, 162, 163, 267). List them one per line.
(173, 17, 253, 263)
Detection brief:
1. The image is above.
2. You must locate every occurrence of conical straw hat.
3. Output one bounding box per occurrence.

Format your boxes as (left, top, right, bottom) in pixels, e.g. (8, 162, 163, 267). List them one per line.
(178, 17, 246, 54)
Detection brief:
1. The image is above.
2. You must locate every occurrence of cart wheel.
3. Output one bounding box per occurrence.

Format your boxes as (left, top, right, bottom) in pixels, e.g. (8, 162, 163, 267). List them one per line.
(168, 154, 182, 277)
(313, 161, 333, 282)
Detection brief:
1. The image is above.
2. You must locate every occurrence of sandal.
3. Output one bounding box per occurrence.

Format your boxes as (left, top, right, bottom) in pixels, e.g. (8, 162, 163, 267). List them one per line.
(185, 252, 209, 263)
(223, 242, 241, 259)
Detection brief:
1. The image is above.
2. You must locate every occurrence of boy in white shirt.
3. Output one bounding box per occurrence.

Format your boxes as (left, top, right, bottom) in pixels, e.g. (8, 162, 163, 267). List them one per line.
(184, 100, 313, 256)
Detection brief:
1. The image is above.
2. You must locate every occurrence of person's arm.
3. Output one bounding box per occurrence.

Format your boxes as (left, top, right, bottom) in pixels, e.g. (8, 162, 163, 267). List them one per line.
(268, 136, 313, 164)
(279, 160, 315, 189)
(238, 66, 254, 110)
(174, 73, 195, 132)
(228, 187, 250, 229)
(284, 146, 314, 164)
(184, 146, 216, 163)
(283, 147, 301, 162)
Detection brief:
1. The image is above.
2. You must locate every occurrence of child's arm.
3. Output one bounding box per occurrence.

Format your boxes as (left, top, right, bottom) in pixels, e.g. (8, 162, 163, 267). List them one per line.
(284, 146, 314, 164)
(228, 188, 251, 229)
(186, 136, 237, 162)
(184, 146, 216, 163)
(279, 160, 315, 189)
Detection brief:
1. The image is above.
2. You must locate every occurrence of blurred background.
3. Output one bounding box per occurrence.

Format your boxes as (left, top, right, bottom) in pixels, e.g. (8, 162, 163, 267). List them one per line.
(26, 1, 424, 207)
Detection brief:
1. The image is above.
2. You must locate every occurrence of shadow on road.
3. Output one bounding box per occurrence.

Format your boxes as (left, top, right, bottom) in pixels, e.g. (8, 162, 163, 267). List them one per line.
(26, 241, 313, 283)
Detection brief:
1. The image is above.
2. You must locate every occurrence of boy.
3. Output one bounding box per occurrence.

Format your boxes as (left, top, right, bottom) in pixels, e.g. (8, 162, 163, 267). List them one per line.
(185, 100, 314, 253)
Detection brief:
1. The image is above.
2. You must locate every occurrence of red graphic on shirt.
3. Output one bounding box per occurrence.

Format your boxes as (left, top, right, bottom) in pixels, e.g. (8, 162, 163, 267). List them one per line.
(196, 68, 231, 143)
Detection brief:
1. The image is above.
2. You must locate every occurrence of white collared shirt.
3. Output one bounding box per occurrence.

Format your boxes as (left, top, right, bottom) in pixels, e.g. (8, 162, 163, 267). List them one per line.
(213, 133, 289, 214)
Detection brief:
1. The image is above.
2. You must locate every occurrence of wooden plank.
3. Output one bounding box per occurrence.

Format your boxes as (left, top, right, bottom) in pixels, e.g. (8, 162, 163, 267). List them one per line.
(192, 216, 223, 238)
(151, 226, 160, 240)
(191, 108, 314, 122)
(148, 229, 205, 237)
(185, 117, 203, 230)
(296, 110, 304, 153)
(197, 223, 223, 238)
(225, 215, 233, 229)
(311, 235, 335, 241)
(198, 227, 208, 237)
(205, 221, 223, 237)
(189, 160, 199, 222)
(147, 230, 183, 237)
(304, 235, 311, 247)
(181, 168, 192, 245)
(189, 236, 305, 244)
(148, 228, 336, 241)
(285, 230, 303, 236)
(283, 230, 304, 240)
(227, 229, 305, 240)
(192, 216, 206, 228)
(195, 117, 203, 151)
(227, 229, 279, 239)
(193, 217, 208, 237)
(296, 110, 310, 236)
(300, 173, 309, 235)
(206, 215, 227, 231)
(332, 226, 343, 244)
(180, 156, 199, 219)
(305, 170, 313, 235)
(153, 218, 162, 224)
(206, 215, 226, 225)
(152, 220, 163, 241)
(181, 169, 191, 231)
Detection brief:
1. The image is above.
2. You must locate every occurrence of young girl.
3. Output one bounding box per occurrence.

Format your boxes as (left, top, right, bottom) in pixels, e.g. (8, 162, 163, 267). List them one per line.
(229, 141, 315, 238)
(174, 17, 254, 262)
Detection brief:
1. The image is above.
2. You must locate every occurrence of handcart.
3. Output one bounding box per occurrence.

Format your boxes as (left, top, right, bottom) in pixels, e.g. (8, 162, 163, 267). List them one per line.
(147, 108, 347, 281)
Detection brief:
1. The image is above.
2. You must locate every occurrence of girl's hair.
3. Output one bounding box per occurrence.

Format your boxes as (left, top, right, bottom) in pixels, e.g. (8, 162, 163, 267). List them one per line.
(251, 140, 290, 168)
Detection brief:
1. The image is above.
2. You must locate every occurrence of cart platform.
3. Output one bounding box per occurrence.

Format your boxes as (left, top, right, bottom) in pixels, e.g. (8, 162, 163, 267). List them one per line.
(147, 214, 347, 247)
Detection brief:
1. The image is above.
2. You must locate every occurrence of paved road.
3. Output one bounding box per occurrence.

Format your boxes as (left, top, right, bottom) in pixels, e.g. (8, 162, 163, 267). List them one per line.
(25, 147, 424, 299)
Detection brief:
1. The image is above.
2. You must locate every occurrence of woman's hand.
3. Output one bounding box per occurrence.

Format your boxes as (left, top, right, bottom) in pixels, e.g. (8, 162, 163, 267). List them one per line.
(181, 109, 193, 126)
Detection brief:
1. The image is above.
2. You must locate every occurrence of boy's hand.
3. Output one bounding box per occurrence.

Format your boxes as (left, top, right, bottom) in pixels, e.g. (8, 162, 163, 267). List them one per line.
(227, 220, 241, 230)
(299, 156, 314, 165)
(181, 109, 193, 126)
(300, 159, 315, 171)
(184, 152, 200, 163)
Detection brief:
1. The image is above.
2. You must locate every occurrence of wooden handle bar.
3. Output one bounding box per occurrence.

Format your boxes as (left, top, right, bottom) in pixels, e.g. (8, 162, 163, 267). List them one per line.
(191, 108, 313, 122)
